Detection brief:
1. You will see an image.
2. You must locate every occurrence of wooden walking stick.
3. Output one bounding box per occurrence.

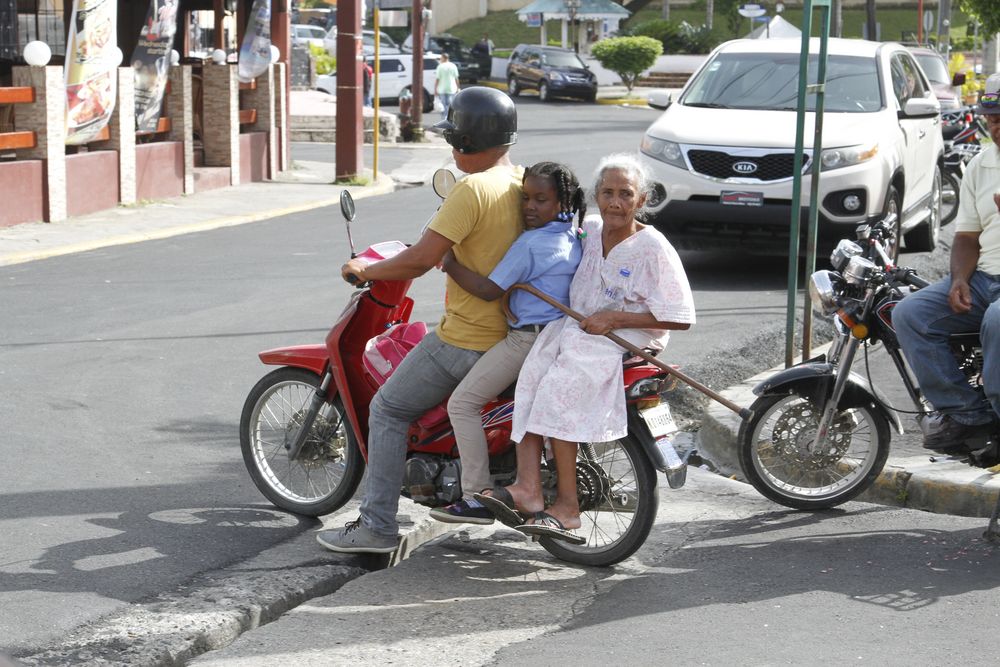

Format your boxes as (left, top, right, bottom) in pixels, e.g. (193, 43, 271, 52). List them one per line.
(504, 283, 751, 420)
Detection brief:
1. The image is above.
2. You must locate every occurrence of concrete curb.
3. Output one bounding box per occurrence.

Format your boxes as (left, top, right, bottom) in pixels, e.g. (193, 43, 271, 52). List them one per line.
(14, 509, 456, 666)
(697, 348, 1000, 519)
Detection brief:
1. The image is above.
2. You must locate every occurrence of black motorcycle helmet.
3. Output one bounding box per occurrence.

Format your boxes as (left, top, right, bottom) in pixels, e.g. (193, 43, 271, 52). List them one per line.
(433, 86, 517, 154)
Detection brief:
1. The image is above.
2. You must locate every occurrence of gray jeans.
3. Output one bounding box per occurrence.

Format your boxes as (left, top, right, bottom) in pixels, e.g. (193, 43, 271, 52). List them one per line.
(360, 331, 483, 537)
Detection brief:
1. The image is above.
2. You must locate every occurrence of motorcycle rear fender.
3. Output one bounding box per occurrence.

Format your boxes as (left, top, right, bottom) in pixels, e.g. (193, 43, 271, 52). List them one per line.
(258, 344, 330, 376)
(752, 361, 903, 434)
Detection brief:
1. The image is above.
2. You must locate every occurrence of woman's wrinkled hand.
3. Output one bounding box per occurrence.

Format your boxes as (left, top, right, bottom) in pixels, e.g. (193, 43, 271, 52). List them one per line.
(579, 310, 618, 335)
(341, 258, 367, 284)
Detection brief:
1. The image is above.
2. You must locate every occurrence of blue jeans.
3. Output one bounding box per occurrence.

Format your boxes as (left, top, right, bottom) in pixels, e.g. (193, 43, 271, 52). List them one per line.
(439, 93, 455, 118)
(359, 331, 483, 537)
(892, 270, 1000, 425)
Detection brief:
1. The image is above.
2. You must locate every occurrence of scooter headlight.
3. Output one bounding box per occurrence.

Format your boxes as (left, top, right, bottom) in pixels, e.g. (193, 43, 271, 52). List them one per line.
(809, 270, 839, 315)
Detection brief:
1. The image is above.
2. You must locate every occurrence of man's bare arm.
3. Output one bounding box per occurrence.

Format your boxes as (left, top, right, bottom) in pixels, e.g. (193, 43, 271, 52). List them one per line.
(341, 230, 453, 283)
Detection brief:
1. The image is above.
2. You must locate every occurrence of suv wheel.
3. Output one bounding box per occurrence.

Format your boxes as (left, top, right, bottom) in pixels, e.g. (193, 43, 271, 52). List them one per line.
(539, 81, 551, 102)
(903, 166, 942, 253)
(507, 76, 520, 97)
(882, 185, 903, 262)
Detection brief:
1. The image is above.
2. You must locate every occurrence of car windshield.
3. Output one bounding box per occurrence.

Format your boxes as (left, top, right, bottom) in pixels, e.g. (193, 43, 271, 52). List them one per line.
(913, 53, 950, 85)
(542, 51, 584, 68)
(682, 52, 883, 113)
(364, 32, 397, 48)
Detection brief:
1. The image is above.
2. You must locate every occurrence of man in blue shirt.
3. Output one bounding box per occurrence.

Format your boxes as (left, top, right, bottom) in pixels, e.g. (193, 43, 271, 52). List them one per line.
(429, 162, 586, 524)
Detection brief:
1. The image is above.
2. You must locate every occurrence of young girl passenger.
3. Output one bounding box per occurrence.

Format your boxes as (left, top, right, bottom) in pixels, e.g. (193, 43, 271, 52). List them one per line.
(430, 162, 586, 525)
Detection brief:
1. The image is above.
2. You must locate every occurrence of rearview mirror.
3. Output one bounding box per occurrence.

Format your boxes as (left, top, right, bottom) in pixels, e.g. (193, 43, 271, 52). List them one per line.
(952, 71, 967, 86)
(899, 96, 940, 119)
(432, 168, 457, 199)
(340, 190, 356, 221)
(647, 90, 673, 111)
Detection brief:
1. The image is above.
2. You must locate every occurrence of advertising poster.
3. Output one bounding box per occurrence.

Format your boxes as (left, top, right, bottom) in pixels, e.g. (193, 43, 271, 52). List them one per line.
(64, 0, 117, 145)
(237, 0, 272, 84)
(132, 0, 178, 133)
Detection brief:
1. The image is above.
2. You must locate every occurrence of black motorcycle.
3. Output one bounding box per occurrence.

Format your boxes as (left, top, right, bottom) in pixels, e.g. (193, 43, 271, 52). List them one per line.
(940, 107, 986, 225)
(737, 215, 999, 511)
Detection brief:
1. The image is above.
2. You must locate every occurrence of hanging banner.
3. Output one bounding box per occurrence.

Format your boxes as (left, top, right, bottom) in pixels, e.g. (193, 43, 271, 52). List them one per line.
(132, 0, 178, 133)
(237, 0, 272, 84)
(64, 0, 117, 145)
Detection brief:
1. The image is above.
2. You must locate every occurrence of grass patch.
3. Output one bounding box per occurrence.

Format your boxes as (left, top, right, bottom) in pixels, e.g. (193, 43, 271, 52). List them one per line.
(334, 175, 372, 186)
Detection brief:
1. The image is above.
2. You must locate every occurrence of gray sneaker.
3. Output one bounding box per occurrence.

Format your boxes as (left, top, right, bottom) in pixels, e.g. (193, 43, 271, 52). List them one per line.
(316, 517, 399, 554)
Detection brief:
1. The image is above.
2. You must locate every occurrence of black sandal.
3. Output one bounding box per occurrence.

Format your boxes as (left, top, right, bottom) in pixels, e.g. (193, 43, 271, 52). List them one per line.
(514, 511, 586, 545)
(472, 487, 525, 528)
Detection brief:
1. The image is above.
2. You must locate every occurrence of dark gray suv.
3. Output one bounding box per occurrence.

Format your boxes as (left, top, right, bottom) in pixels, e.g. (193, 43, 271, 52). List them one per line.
(506, 45, 597, 103)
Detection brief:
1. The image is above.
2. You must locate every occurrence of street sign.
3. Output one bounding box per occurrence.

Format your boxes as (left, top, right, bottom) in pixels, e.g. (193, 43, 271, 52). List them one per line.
(526, 12, 542, 28)
(377, 0, 413, 9)
(738, 4, 767, 18)
(923, 10, 934, 33)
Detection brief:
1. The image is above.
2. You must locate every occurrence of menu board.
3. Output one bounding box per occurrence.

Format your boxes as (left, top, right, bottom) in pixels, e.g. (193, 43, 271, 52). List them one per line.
(64, 0, 117, 145)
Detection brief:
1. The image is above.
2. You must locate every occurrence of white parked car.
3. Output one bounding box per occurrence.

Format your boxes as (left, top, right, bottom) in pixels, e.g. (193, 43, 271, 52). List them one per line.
(323, 28, 402, 57)
(291, 24, 326, 49)
(640, 38, 944, 255)
(316, 53, 439, 113)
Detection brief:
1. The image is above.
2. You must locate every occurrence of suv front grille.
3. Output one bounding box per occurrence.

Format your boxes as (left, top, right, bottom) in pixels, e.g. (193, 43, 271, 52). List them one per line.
(687, 149, 807, 182)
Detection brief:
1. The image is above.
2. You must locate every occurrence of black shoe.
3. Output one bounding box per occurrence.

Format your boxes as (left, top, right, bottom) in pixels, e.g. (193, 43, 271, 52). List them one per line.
(923, 416, 994, 451)
(429, 499, 495, 525)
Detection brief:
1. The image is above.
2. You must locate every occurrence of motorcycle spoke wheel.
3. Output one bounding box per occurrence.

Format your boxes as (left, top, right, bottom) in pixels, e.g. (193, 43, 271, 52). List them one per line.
(738, 393, 889, 510)
(940, 171, 960, 226)
(538, 437, 657, 567)
(240, 368, 364, 516)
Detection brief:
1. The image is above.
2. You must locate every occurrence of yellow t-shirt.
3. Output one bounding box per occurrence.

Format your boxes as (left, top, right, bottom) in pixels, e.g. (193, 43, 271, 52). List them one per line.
(429, 164, 525, 351)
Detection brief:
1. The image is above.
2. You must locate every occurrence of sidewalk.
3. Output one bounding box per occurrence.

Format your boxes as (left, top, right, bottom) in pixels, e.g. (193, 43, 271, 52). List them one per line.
(0, 137, 451, 268)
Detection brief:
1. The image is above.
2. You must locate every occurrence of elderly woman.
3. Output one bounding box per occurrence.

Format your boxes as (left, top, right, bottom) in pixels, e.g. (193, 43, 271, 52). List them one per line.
(475, 153, 696, 542)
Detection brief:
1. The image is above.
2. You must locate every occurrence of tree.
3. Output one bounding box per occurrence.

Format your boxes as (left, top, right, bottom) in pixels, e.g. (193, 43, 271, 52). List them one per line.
(960, 0, 1000, 35)
(591, 36, 663, 94)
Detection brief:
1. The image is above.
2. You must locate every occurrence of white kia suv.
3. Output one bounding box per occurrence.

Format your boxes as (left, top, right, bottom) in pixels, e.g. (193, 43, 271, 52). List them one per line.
(639, 38, 944, 255)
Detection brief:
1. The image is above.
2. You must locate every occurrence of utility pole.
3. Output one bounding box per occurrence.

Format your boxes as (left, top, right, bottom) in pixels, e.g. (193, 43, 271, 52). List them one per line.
(335, 0, 363, 180)
(662, 0, 669, 21)
(411, 0, 424, 141)
(832, 0, 842, 37)
(705, 0, 713, 30)
(864, 0, 876, 41)
(937, 0, 952, 55)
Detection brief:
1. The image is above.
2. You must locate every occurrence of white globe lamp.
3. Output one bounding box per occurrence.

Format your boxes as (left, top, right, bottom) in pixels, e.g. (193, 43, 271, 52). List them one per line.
(170, 49, 180, 66)
(211, 48, 227, 64)
(269, 45, 281, 63)
(23, 41, 51, 67)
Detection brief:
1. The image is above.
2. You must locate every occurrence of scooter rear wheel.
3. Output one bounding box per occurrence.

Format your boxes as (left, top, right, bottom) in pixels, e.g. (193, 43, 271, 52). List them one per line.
(240, 367, 365, 517)
(539, 435, 658, 567)
(738, 392, 890, 510)
(940, 170, 961, 226)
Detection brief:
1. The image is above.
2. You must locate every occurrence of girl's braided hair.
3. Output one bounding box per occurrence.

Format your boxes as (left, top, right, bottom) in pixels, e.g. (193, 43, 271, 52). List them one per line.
(523, 161, 587, 225)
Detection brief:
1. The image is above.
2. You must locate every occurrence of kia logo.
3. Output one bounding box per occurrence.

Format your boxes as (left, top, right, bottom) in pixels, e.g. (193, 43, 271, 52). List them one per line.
(732, 161, 758, 174)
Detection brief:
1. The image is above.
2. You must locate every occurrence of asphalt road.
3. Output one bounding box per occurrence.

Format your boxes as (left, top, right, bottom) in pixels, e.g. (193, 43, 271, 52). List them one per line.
(0, 98, 933, 657)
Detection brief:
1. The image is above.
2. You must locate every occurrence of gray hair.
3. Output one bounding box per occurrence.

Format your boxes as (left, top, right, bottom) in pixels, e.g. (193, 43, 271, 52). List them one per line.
(591, 153, 653, 219)
(591, 153, 652, 201)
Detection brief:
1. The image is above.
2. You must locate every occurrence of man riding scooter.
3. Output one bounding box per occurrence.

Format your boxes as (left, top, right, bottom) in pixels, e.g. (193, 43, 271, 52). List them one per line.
(893, 74, 1000, 452)
(316, 87, 525, 554)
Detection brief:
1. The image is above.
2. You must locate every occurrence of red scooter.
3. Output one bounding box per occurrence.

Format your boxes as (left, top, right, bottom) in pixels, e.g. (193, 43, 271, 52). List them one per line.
(239, 184, 689, 566)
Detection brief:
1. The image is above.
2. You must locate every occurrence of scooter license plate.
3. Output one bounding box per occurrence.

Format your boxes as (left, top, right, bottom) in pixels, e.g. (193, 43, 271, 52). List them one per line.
(640, 403, 678, 438)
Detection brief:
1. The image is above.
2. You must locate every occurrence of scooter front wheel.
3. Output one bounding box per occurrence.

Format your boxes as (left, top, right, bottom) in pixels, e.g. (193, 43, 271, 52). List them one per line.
(539, 435, 658, 567)
(240, 367, 365, 517)
(738, 392, 890, 510)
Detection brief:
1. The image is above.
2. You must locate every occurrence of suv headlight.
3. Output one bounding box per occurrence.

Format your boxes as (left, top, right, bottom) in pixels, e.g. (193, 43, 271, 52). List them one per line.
(548, 71, 565, 81)
(640, 135, 686, 170)
(820, 144, 879, 171)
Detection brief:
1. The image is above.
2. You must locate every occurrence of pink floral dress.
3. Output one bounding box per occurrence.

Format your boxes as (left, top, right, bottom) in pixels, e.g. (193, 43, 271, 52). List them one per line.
(511, 218, 695, 443)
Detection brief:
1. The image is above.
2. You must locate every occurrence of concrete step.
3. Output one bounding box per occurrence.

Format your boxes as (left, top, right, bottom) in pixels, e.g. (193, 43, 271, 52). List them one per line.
(193, 166, 232, 192)
(638, 72, 692, 88)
